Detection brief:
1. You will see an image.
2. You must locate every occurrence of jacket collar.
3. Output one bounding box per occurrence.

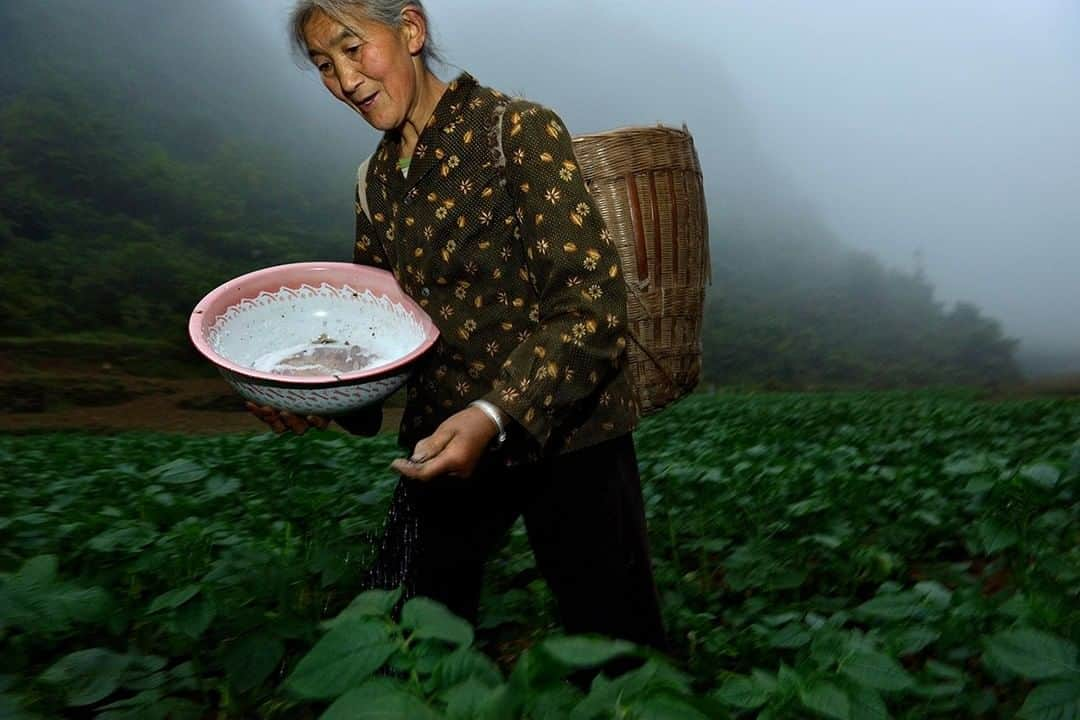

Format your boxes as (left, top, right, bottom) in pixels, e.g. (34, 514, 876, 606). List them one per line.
(373, 72, 479, 198)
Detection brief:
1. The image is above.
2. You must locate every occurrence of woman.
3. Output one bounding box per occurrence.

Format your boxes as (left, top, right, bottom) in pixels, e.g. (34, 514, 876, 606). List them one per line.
(251, 0, 666, 652)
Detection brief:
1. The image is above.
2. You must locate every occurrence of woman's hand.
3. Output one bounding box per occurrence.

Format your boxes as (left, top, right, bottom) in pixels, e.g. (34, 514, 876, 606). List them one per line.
(245, 402, 330, 435)
(390, 406, 498, 481)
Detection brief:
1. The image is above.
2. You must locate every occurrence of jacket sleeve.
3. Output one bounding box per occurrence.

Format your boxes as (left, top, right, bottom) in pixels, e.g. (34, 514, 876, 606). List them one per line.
(480, 100, 631, 449)
(334, 403, 383, 436)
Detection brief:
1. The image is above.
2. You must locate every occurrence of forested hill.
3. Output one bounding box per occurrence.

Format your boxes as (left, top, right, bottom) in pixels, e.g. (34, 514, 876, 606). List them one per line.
(0, 1, 366, 340)
(0, 1, 1021, 387)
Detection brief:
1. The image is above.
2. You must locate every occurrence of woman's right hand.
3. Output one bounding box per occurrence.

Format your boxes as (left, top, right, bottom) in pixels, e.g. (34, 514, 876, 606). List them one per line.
(245, 402, 331, 435)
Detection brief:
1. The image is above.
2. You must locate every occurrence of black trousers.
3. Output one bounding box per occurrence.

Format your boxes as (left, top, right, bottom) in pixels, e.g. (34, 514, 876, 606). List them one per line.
(365, 433, 667, 652)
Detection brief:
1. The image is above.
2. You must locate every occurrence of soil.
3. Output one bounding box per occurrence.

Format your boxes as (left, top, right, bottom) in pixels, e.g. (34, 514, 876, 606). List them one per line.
(0, 373, 404, 436)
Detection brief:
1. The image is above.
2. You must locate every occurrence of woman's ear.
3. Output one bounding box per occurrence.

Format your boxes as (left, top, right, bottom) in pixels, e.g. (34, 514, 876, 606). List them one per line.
(400, 7, 427, 57)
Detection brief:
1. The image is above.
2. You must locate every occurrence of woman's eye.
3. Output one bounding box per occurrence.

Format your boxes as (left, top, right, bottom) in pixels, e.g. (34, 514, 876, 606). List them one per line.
(345, 45, 360, 56)
(317, 62, 332, 74)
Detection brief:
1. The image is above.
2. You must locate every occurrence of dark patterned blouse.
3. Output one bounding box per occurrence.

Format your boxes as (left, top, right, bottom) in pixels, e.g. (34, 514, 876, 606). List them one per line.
(353, 72, 640, 467)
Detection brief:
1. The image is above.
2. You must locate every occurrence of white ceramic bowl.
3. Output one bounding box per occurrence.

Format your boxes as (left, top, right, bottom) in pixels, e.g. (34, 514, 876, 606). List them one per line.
(188, 262, 438, 416)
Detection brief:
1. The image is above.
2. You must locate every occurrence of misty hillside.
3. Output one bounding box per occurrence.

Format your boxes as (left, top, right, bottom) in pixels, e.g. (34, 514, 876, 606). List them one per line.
(0, 1, 1020, 387)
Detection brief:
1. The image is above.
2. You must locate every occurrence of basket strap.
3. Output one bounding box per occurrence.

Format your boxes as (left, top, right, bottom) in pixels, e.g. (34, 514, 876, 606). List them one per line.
(616, 252, 676, 392)
(625, 173, 650, 281)
(624, 277, 658, 321)
(356, 153, 373, 221)
(627, 327, 679, 393)
(487, 98, 515, 184)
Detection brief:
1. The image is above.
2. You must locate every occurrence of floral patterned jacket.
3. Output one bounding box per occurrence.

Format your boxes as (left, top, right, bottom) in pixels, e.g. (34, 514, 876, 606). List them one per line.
(352, 72, 639, 467)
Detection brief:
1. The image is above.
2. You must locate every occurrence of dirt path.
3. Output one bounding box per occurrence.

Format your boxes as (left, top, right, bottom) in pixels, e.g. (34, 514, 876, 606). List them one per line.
(4, 366, 1073, 436)
(0, 375, 404, 435)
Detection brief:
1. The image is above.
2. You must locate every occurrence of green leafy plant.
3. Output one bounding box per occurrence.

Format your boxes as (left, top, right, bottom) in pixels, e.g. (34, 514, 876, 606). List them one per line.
(2, 392, 1078, 717)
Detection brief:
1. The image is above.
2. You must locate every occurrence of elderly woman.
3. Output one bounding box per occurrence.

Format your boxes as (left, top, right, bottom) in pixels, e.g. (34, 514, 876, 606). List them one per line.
(251, 0, 666, 651)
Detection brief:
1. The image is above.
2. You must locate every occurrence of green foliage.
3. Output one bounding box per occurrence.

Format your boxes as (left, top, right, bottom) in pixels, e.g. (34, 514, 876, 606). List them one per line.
(39, 648, 133, 707)
(401, 597, 476, 648)
(0, 46, 350, 343)
(637, 392, 1080, 717)
(1, 393, 1078, 717)
(984, 629, 1078, 680)
(284, 619, 398, 700)
(704, 244, 1021, 387)
(1017, 677, 1080, 720)
(279, 589, 699, 719)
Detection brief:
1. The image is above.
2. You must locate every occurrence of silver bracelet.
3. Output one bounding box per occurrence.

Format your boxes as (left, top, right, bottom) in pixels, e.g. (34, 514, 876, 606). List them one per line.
(468, 400, 507, 447)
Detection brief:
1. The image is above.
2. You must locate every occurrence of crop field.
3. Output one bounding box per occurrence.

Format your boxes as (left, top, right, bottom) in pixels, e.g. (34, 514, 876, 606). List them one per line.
(1, 392, 1078, 719)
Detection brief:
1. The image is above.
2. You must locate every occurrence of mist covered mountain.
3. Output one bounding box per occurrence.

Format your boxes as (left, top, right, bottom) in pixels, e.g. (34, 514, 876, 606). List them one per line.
(0, 1, 1021, 386)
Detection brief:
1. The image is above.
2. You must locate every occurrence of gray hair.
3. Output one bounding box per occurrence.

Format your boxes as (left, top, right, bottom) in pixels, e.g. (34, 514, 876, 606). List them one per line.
(288, 1, 443, 68)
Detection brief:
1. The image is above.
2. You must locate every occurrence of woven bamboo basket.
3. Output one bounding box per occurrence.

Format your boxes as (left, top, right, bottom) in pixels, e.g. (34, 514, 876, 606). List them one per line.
(572, 125, 711, 417)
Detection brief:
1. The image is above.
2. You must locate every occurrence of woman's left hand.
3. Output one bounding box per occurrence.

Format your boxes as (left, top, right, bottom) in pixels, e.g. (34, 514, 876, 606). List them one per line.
(390, 406, 498, 481)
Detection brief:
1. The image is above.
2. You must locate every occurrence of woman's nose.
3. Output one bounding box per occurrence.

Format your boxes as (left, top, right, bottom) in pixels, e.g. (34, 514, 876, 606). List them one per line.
(337, 64, 365, 96)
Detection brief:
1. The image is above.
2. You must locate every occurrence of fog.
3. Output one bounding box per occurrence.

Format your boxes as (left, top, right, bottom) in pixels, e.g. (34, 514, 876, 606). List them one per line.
(3, 0, 1077, 375)
(240, 0, 1079, 372)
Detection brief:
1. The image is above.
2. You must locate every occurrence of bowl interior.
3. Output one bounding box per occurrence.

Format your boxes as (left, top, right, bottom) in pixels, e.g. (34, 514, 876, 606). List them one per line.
(207, 283, 428, 380)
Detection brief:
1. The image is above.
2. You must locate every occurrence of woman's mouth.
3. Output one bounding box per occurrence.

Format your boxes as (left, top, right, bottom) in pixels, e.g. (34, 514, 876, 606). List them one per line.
(358, 92, 378, 111)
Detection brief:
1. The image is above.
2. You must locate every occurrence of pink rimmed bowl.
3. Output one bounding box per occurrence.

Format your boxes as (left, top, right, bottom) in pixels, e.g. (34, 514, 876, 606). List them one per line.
(188, 262, 438, 416)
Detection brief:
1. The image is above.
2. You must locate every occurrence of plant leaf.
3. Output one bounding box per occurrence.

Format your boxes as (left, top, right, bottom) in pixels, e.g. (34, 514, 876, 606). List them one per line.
(985, 629, 1078, 680)
(40, 648, 131, 707)
(332, 587, 403, 623)
(539, 636, 636, 668)
(714, 675, 771, 709)
(840, 649, 916, 691)
(401, 597, 473, 647)
(1019, 463, 1061, 489)
(285, 620, 398, 700)
(1017, 677, 1080, 720)
(891, 626, 939, 656)
(431, 647, 503, 691)
(855, 592, 921, 621)
(147, 585, 200, 614)
(224, 634, 284, 693)
(172, 596, 216, 638)
(444, 677, 498, 720)
(848, 685, 888, 720)
(769, 623, 811, 649)
(0, 692, 40, 720)
(150, 459, 209, 485)
(977, 521, 1018, 554)
(320, 678, 442, 720)
(631, 690, 711, 720)
(800, 681, 851, 720)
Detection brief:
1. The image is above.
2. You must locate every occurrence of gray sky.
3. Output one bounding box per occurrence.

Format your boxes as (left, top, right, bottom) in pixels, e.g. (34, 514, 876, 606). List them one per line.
(256, 0, 1080, 364)
(691, 1, 1080, 360)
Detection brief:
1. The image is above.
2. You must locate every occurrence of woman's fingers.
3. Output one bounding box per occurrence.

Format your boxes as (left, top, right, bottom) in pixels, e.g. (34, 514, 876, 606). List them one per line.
(246, 402, 279, 431)
(392, 450, 459, 481)
(279, 411, 310, 435)
(411, 426, 455, 464)
(390, 431, 453, 479)
(390, 408, 499, 482)
(245, 402, 330, 435)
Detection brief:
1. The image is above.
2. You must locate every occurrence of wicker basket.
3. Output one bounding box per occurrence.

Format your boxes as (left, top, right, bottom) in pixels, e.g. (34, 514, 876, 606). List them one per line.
(572, 125, 711, 416)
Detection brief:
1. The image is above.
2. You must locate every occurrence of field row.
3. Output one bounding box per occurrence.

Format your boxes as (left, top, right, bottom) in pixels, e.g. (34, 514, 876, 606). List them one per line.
(2, 392, 1078, 718)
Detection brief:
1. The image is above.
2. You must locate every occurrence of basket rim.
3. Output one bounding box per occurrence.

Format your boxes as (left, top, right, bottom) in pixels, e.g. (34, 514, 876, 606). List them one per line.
(572, 123, 693, 141)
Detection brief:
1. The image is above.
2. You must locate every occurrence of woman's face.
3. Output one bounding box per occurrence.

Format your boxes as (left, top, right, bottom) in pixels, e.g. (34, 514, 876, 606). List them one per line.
(303, 8, 423, 132)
